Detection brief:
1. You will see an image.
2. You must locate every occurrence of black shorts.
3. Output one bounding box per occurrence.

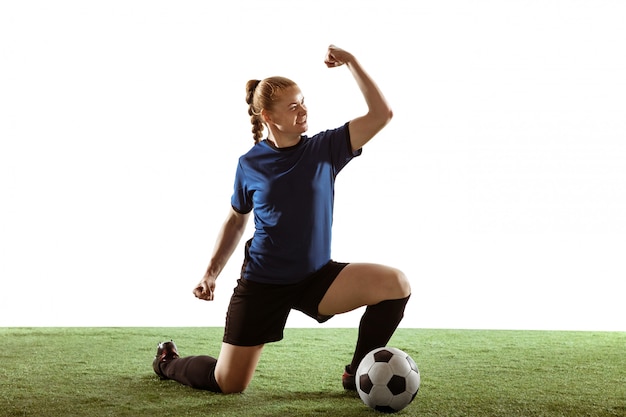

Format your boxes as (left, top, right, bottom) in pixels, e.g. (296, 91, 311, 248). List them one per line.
(223, 261, 349, 346)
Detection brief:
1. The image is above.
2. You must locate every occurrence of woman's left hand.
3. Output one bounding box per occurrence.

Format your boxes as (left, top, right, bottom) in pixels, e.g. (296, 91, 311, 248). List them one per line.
(324, 44, 354, 68)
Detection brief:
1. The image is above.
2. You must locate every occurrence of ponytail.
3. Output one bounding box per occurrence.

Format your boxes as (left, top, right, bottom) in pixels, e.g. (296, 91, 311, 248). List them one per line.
(245, 79, 264, 144)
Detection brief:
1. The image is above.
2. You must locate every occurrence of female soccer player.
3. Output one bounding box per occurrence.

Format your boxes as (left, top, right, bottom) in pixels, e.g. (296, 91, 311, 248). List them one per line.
(153, 45, 411, 394)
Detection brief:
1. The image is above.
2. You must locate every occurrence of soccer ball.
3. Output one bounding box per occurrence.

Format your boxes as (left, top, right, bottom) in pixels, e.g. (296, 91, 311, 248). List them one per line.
(356, 347, 420, 413)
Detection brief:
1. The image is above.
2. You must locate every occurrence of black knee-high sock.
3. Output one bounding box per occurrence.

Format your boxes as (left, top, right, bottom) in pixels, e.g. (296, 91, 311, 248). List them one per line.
(349, 295, 411, 373)
(159, 355, 222, 393)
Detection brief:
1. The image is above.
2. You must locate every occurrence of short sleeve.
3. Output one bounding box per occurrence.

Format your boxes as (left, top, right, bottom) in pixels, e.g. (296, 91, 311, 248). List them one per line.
(330, 121, 361, 176)
(230, 160, 253, 214)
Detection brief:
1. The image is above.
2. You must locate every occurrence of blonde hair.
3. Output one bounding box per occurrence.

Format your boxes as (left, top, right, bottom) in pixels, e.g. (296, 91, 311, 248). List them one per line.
(245, 76, 297, 144)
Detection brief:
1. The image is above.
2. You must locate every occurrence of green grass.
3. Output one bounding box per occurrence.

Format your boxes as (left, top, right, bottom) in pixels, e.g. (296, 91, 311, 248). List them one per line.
(1, 328, 624, 416)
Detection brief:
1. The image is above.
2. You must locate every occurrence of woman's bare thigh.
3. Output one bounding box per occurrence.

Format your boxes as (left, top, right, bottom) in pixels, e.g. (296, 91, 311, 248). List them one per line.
(317, 263, 410, 316)
(215, 342, 264, 394)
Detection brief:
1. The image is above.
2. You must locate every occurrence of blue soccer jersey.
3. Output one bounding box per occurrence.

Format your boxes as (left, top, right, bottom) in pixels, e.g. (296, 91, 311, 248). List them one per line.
(231, 122, 361, 284)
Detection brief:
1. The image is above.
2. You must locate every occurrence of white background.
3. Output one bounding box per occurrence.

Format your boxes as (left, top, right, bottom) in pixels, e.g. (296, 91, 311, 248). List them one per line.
(1, 1, 624, 330)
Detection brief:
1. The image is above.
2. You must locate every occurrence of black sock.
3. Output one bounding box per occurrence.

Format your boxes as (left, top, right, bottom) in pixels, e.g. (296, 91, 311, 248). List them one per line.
(160, 355, 222, 393)
(349, 294, 411, 373)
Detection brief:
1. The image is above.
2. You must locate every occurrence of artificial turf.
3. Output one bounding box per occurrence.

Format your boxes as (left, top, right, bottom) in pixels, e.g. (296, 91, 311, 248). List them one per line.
(1, 327, 624, 416)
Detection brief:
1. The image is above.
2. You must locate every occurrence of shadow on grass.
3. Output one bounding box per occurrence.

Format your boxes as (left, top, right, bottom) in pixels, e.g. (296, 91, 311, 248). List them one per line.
(140, 374, 372, 417)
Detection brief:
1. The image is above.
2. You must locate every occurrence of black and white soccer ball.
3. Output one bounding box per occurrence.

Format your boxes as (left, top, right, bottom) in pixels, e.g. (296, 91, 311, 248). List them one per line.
(356, 347, 420, 413)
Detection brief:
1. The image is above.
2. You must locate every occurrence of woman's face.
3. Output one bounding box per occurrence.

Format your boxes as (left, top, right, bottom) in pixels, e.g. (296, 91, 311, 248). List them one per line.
(265, 85, 308, 136)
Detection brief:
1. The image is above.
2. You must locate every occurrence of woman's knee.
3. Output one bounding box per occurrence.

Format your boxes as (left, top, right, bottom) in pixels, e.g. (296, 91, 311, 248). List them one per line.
(215, 369, 255, 393)
(215, 367, 256, 394)
(370, 265, 411, 301)
(218, 379, 249, 394)
(388, 267, 411, 299)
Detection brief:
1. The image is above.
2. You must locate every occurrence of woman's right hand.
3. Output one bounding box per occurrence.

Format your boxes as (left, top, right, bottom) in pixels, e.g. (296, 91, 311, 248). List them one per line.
(193, 274, 217, 301)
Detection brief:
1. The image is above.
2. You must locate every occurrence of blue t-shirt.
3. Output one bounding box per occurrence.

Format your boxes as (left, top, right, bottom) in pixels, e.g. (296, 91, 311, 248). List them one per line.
(231, 122, 361, 284)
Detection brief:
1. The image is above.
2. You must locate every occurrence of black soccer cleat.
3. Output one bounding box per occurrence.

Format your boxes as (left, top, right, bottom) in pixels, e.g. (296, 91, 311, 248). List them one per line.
(342, 365, 357, 391)
(153, 340, 180, 380)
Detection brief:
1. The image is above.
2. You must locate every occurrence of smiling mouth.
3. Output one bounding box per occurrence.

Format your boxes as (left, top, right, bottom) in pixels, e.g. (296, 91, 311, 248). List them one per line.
(297, 116, 307, 124)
